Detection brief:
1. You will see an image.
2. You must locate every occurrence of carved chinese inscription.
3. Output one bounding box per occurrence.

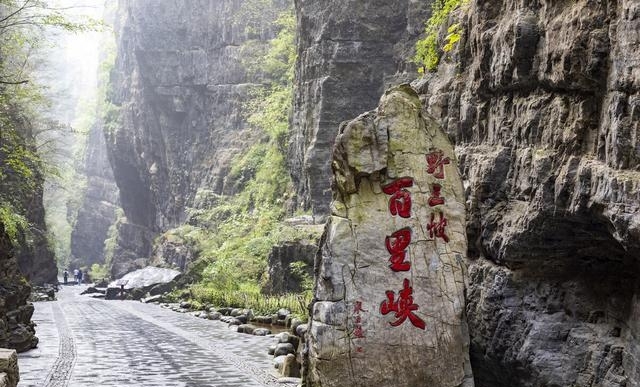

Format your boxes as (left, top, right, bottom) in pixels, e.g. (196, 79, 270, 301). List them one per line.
(304, 85, 472, 387)
(382, 177, 413, 218)
(385, 228, 412, 272)
(380, 279, 426, 330)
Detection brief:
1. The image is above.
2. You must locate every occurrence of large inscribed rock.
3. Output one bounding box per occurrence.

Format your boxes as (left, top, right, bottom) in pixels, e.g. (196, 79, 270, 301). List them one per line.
(304, 85, 473, 387)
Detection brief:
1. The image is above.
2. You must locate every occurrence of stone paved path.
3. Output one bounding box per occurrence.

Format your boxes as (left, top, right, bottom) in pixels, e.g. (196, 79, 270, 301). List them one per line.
(18, 286, 295, 387)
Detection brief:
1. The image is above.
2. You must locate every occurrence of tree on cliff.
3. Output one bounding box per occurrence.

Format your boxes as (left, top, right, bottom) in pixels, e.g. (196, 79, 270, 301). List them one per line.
(0, 0, 100, 257)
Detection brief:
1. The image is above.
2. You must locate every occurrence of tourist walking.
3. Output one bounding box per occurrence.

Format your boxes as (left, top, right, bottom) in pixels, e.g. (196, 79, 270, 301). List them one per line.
(63, 269, 68, 285)
(73, 268, 79, 284)
(77, 269, 83, 285)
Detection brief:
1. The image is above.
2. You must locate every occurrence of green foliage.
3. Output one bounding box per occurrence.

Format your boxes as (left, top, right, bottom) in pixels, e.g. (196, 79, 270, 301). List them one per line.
(176, 6, 300, 299)
(414, 0, 468, 73)
(190, 284, 311, 317)
(233, 0, 289, 38)
(0, 203, 28, 244)
(102, 208, 124, 269)
(89, 263, 109, 281)
(101, 100, 121, 136)
(289, 261, 313, 292)
(443, 23, 462, 53)
(0, 84, 45, 251)
(0, 0, 107, 269)
(0, 0, 104, 85)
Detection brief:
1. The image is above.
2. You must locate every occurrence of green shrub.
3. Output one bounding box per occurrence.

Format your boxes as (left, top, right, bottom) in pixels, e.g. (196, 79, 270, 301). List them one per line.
(89, 263, 110, 281)
(178, 7, 297, 296)
(0, 204, 28, 245)
(414, 0, 468, 73)
(190, 284, 311, 318)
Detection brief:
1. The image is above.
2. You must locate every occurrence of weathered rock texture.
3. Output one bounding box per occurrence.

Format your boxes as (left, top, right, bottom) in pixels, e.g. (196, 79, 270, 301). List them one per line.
(304, 85, 473, 387)
(289, 0, 432, 219)
(148, 232, 194, 272)
(14, 184, 57, 286)
(412, 0, 640, 386)
(264, 240, 316, 295)
(0, 224, 38, 353)
(70, 118, 120, 269)
(106, 0, 291, 277)
(0, 348, 18, 387)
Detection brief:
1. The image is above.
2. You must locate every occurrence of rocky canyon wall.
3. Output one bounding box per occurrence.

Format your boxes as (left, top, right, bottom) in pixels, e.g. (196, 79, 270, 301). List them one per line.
(294, 0, 639, 386)
(0, 223, 38, 353)
(289, 0, 431, 219)
(14, 185, 57, 286)
(304, 85, 474, 387)
(70, 118, 120, 271)
(414, 0, 640, 385)
(105, 0, 290, 277)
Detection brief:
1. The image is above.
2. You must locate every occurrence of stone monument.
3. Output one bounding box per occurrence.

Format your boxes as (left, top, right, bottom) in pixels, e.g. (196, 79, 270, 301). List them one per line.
(303, 85, 474, 387)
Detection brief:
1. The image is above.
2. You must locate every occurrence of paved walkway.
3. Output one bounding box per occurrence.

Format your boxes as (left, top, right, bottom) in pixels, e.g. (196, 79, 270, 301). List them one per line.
(18, 286, 294, 387)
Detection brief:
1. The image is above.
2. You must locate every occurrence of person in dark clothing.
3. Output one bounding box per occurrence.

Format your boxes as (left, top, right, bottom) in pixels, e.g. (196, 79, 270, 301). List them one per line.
(63, 269, 69, 285)
(77, 269, 83, 285)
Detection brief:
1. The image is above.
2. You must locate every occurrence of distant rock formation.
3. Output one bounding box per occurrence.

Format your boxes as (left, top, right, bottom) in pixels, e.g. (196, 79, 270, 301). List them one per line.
(105, 0, 291, 277)
(70, 118, 120, 270)
(303, 85, 473, 387)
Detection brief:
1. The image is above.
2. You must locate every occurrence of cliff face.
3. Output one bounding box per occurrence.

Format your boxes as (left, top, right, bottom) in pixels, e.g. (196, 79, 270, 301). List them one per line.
(293, 0, 639, 385)
(15, 184, 57, 286)
(0, 223, 38, 353)
(70, 119, 120, 270)
(106, 0, 290, 277)
(413, 0, 640, 385)
(289, 0, 431, 219)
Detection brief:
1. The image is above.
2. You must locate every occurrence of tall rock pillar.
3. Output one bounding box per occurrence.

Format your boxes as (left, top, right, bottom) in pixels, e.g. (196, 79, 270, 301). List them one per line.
(304, 85, 473, 387)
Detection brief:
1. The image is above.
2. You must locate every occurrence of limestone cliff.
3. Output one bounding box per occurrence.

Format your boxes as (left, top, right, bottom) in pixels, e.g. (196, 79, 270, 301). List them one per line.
(294, 0, 639, 385)
(0, 223, 38, 353)
(289, 0, 431, 219)
(106, 0, 290, 277)
(412, 0, 640, 385)
(70, 118, 120, 270)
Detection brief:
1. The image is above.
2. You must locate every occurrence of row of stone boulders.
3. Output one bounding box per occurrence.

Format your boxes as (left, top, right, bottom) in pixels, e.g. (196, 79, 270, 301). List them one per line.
(28, 284, 57, 302)
(147, 296, 309, 379)
(269, 328, 306, 378)
(157, 302, 293, 337)
(0, 349, 18, 387)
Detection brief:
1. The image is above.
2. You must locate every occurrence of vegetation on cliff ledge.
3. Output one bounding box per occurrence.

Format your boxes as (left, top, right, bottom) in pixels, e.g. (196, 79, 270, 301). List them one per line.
(0, 0, 103, 275)
(414, 0, 468, 72)
(163, 5, 313, 316)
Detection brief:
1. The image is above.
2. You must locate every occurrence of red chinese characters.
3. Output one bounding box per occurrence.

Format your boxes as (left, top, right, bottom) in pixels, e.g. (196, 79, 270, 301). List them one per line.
(379, 278, 426, 330)
(428, 183, 445, 207)
(385, 228, 411, 271)
(426, 150, 450, 179)
(382, 177, 413, 218)
(427, 212, 449, 243)
(378, 174, 426, 330)
(353, 301, 366, 352)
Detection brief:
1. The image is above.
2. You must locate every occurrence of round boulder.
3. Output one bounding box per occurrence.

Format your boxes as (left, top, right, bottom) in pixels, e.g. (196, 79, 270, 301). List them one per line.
(274, 343, 295, 357)
(280, 354, 300, 378)
(253, 328, 271, 336)
(237, 324, 256, 334)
